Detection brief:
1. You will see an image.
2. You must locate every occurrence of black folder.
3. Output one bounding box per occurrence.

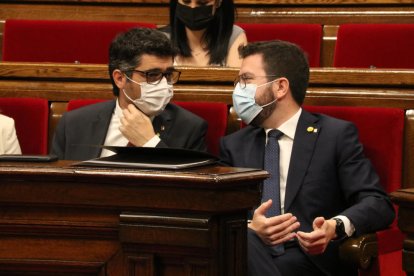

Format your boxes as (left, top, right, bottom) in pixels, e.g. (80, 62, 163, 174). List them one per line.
(76, 146, 218, 170)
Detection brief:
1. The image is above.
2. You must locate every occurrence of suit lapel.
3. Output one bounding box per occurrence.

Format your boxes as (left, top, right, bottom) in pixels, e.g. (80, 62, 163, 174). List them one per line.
(284, 110, 320, 211)
(89, 100, 116, 157)
(245, 127, 266, 169)
(153, 104, 173, 141)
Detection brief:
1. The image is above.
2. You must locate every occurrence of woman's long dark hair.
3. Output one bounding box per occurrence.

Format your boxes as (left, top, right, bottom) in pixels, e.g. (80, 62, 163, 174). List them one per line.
(169, 0, 235, 65)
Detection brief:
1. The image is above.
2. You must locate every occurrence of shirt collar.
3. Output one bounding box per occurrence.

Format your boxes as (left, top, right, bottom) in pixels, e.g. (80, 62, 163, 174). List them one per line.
(265, 108, 302, 140)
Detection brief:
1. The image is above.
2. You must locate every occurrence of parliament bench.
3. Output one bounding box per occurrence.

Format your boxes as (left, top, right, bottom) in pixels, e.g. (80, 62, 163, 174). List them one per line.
(1, 62, 414, 275)
(1, 0, 414, 66)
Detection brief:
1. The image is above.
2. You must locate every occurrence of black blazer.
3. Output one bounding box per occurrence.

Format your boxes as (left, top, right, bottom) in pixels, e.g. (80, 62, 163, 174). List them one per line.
(220, 109, 395, 275)
(52, 100, 208, 160)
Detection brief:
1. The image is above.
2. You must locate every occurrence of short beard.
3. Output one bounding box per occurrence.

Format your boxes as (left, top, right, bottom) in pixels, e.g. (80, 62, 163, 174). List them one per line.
(250, 87, 276, 127)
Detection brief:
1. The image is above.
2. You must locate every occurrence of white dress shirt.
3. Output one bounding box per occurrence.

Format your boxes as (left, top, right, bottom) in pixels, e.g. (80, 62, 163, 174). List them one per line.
(100, 100, 160, 157)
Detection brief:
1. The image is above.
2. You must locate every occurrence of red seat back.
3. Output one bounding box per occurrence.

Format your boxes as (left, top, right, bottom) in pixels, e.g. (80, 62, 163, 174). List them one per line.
(67, 99, 108, 111)
(333, 24, 414, 69)
(2, 19, 156, 64)
(237, 23, 323, 67)
(174, 101, 228, 156)
(304, 106, 403, 193)
(0, 98, 49, 155)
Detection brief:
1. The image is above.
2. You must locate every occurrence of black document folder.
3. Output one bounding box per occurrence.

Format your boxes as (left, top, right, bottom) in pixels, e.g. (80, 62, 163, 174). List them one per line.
(76, 146, 218, 170)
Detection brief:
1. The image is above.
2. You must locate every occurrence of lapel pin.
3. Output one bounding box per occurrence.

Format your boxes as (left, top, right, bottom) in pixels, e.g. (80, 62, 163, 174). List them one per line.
(161, 125, 165, 131)
(307, 126, 318, 133)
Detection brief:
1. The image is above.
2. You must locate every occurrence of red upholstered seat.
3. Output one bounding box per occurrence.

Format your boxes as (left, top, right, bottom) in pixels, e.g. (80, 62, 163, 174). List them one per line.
(2, 19, 156, 64)
(236, 23, 323, 67)
(67, 100, 228, 156)
(0, 98, 49, 155)
(333, 24, 414, 69)
(173, 101, 228, 156)
(304, 106, 405, 276)
(67, 99, 108, 111)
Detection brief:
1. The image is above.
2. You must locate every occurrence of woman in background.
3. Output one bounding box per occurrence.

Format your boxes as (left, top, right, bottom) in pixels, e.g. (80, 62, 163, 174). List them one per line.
(0, 114, 22, 154)
(160, 0, 247, 67)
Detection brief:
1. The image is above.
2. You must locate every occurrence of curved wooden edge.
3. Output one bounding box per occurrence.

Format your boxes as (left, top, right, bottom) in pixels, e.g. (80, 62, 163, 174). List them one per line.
(339, 233, 378, 269)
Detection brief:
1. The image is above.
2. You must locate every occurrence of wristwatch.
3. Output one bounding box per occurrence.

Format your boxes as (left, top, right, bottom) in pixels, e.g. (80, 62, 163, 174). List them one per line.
(332, 218, 347, 240)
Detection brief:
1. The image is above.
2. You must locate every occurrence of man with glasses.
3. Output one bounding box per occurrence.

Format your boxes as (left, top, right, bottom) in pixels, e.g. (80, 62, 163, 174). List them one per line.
(52, 27, 207, 160)
(220, 40, 394, 275)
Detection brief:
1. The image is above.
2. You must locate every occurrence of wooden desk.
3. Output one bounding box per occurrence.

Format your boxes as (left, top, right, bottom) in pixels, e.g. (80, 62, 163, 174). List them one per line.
(0, 161, 267, 275)
(390, 189, 414, 276)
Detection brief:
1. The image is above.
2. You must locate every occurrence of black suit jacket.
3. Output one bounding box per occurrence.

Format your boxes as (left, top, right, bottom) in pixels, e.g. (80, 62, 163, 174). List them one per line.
(52, 100, 208, 160)
(220, 109, 395, 275)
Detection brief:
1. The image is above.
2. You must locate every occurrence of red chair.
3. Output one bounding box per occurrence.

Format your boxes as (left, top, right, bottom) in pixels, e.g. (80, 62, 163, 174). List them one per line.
(236, 23, 323, 67)
(174, 101, 228, 156)
(67, 99, 108, 111)
(2, 19, 156, 64)
(304, 106, 405, 276)
(67, 100, 228, 156)
(333, 24, 414, 69)
(0, 98, 49, 155)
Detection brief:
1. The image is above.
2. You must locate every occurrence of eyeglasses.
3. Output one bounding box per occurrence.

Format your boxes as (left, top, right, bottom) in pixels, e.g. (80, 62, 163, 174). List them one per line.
(129, 69, 181, 85)
(234, 74, 278, 89)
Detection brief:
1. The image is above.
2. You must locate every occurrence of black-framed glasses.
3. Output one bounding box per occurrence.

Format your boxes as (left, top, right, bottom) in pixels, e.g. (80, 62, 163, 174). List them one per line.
(234, 74, 279, 89)
(129, 69, 181, 85)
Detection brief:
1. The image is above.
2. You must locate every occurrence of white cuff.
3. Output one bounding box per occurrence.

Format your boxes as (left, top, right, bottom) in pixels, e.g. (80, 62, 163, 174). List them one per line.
(143, 135, 161, 147)
(334, 215, 355, 237)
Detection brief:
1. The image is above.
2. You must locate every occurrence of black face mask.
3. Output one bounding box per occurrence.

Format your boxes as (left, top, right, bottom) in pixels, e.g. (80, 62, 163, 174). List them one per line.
(175, 3, 214, 31)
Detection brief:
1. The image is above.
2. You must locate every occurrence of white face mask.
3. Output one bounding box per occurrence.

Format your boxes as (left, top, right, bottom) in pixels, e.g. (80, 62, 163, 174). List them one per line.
(123, 75, 173, 117)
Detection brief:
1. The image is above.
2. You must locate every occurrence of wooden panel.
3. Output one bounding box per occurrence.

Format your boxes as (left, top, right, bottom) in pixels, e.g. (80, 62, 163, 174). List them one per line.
(0, 161, 266, 275)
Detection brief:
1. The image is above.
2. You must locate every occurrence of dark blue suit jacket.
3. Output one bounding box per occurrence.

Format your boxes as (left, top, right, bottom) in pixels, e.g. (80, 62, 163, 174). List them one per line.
(220, 109, 395, 275)
(52, 100, 208, 160)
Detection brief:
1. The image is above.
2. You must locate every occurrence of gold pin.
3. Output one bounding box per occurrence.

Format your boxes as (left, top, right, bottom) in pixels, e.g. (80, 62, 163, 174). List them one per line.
(307, 126, 314, 133)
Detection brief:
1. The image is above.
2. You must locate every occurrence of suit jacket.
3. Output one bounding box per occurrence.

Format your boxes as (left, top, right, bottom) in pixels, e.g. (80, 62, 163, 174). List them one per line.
(220, 109, 395, 275)
(52, 100, 208, 160)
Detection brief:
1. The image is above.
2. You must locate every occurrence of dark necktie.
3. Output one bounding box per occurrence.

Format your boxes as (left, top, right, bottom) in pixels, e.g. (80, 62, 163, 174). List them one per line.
(263, 129, 284, 255)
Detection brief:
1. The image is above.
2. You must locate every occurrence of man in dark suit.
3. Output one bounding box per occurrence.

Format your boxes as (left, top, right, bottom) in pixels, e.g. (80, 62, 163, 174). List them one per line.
(52, 28, 207, 160)
(220, 40, 395, 276)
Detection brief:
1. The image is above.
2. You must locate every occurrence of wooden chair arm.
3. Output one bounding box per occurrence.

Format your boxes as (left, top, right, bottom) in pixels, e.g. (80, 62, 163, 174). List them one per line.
(339, 233, 378, 269)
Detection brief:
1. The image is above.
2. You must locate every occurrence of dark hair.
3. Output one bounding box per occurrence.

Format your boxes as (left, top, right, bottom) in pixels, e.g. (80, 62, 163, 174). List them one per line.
(239, 40, 310, 105)
(108, 27, 176, 96)
(169, 0, 235, 66)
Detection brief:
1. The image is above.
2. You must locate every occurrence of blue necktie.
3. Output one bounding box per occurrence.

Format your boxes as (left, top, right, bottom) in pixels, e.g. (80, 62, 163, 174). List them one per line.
(263, 129, 285, 255)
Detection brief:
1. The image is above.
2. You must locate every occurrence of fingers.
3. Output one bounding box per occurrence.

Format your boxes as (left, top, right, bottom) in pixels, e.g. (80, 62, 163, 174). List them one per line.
(119, 104, 156, 146)
(296, 217, 330, 255)
(254, 199, 273, 217)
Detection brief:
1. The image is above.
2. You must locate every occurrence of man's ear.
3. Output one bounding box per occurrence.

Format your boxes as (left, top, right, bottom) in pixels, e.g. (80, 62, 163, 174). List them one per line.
(274, 77, 289, 99)
(113, 69, 126, 90)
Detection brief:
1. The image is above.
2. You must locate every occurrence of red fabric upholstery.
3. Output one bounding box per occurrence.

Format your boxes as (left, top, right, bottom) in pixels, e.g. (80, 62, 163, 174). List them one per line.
(303, 106, 405, 276)
(174, 101, 228, 156)
(236, 23, 323, 67)
(67, 99, 108, 111)
(67, 100, 228, 156)
(0, 98, 49, 155)
(2, 19, 156, 64)
(333, 24, 414, 69)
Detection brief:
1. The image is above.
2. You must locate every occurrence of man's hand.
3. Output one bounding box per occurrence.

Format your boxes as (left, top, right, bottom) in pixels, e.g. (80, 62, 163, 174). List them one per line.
(119, 104, 156, 146)
(296, 217, 336, 255)
(249, 199, 300, 246)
